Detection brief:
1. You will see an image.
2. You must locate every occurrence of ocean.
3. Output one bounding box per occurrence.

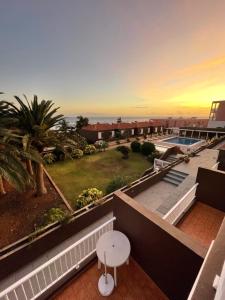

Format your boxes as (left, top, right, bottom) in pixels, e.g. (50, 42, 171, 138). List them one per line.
(65, 116, 156, 125)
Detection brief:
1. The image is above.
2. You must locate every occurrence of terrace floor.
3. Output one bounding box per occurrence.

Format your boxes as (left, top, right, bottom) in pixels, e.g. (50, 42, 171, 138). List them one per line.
(134, 181, 176, 216)
(173, 148, 218, 178)
(177, 202, 225, 248)
(52, 259, 169, 300)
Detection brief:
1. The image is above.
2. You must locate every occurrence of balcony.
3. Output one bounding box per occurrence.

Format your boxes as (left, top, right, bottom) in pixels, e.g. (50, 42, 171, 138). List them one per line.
(176, 201, 225, 248)
(0, 216, 169, 300)
(53, 259, 169, 300)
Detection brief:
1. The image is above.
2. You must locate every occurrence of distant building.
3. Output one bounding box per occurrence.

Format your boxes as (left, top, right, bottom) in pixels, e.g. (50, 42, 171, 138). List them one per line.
(80, 118, 208, 142)
(208, 100, 225, 128)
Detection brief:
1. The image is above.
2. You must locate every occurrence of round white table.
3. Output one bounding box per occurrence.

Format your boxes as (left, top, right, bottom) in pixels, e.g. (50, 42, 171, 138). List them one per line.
(96, 230, 131, 286)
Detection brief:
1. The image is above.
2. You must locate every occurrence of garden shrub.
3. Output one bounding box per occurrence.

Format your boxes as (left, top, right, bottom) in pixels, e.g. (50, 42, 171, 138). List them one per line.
(130, 141, 141, 152)
(117, 145, 130, 159)
(44, 208, 67, 225)
(84, 144, 96, 155)
(53, 146, 66, 161)
(43, 153, 56, 165)
(141, 142, 155, 156)
(184, 156, 190, 163)
(71, 133, 88, 150)
(115, 131, 122, 139)
(75, 188, 103, 209)
(148, 150, 161, 163)
(71, 148, 83, 159)
(106, 176, 128, 194)
(116, 145, 123, 151)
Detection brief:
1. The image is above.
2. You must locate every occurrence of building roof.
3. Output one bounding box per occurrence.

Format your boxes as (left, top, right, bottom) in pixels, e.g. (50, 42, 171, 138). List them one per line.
(82, 118, 208, 132)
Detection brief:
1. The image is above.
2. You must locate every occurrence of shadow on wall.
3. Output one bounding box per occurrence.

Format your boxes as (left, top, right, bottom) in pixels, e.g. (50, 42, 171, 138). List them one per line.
(113, 191, 206, 300)
(196, 167, 225, 212)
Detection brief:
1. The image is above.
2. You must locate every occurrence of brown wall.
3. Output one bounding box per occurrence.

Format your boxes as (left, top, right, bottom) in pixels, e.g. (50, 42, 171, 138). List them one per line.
(0, 200, 112, 281)
(218, 149, 225, 171)
(196, 167, 225, 212)
(216, 101, 225, 121)
(124, 168, 170, 198)
(113, 191, 206, 300)
(160, 146, 184, 160)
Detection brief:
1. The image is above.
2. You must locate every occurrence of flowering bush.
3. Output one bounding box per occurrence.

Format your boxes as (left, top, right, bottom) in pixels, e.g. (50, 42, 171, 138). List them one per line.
(71, 148, 83, 159)
(84, 144, 96, 155)
(95, 140, 108, 152)
(75, 188, 103, 209)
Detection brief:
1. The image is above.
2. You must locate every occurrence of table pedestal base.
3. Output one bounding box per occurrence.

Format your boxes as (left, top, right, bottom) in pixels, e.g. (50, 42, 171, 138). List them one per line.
(98, 273, 114, 296)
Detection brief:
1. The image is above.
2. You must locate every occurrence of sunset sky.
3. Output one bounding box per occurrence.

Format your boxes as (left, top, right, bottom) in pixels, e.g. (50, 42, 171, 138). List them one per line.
(1, 0, 225, 117)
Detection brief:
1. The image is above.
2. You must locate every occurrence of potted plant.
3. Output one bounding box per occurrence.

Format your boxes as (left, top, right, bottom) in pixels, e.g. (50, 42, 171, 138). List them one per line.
(184, 156, 190, 163)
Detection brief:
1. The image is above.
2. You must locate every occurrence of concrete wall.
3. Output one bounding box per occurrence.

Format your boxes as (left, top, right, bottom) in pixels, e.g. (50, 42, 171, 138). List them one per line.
(208, 120, 225, 128)
(113, 191, 206, 300)
(196, 167, 225, 212)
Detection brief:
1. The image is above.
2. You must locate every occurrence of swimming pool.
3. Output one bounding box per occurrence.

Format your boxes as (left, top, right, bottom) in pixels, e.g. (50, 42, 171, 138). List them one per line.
(162, 137, 201, 145)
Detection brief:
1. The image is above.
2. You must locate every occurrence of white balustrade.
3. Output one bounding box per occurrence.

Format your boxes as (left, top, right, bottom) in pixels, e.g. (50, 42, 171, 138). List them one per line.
(214, 260, 225, 300)
(154, 158, 170, 170)
(0, 217, 115, 300)
(163, 183, 198, 225)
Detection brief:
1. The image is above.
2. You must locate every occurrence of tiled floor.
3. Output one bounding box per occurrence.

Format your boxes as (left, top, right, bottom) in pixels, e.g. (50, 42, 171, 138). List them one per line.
(177, 202, 225, 248)
(53, 259, 169, 300)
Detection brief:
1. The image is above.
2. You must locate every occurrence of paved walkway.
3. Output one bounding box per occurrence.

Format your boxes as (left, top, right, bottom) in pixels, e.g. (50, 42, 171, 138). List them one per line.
(107, 135, 173, 153)
(173, 149, 218, 177)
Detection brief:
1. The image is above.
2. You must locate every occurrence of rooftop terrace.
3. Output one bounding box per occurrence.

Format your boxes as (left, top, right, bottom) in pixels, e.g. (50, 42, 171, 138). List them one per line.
(133, 148, 218, 217)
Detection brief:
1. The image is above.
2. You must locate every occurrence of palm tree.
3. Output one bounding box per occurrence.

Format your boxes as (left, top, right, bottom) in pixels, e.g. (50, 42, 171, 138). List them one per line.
(2, 95, 63, 196)
(0, 99, 32, 194)
(76, 115, 89, 132)
(0, 129, 34, 195)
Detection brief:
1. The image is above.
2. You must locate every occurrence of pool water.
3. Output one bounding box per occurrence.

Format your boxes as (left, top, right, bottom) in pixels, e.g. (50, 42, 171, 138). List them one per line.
(163, 137, 201, 145)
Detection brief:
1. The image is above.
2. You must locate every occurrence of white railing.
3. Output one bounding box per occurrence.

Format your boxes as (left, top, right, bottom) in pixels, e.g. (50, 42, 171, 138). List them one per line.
(214, 260, 225, 300)
(163, 183, 198, 225)
(0, 217, 116, 300)
(154, 158, 170, 170)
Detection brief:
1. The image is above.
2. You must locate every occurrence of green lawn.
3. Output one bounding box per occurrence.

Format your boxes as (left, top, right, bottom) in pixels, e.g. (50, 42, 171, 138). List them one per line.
(46, 149, 151, 205)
